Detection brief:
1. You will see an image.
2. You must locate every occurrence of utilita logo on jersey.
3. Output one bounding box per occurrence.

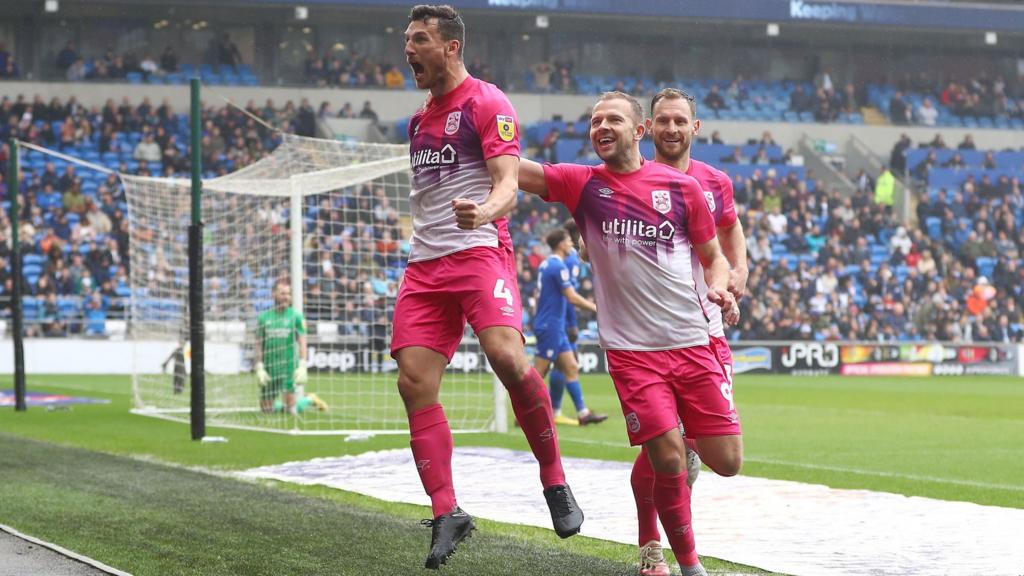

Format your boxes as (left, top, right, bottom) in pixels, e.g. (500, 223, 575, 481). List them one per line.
(410, 143, 458, 170)
(601, 218, 675, 247)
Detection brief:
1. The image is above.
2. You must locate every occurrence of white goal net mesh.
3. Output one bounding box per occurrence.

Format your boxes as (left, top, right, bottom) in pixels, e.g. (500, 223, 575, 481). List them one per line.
(126, 134, 499, 435)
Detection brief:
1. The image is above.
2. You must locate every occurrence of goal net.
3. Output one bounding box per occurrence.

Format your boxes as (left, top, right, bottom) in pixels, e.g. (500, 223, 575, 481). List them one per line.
(126, 134, 503, 435)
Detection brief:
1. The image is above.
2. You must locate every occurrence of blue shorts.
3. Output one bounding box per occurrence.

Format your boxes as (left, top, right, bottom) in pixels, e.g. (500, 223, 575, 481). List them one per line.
(534, 327, 573, 361)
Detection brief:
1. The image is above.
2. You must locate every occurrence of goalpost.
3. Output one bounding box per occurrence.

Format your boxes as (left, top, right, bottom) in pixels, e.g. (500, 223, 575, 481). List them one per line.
(125, 133, 507, 435)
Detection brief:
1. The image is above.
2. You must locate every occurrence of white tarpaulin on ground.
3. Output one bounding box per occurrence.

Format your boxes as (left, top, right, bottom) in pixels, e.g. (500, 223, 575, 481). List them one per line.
(239, 447, 1024, 576)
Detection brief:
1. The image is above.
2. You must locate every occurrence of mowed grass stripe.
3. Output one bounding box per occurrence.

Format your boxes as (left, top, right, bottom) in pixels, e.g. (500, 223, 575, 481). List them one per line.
(0, 433, 642, 576)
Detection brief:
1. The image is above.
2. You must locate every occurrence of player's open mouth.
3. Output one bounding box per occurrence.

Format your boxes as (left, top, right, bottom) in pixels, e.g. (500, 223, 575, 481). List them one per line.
(596, 136, 615, 150)
(409, 62, 425, 78)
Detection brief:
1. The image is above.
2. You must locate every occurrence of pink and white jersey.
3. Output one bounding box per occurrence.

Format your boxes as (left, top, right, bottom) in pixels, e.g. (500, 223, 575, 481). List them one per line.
(687, 159, 738, 338)
(407, 76, 520, 262)
(544, 160, 717, 350)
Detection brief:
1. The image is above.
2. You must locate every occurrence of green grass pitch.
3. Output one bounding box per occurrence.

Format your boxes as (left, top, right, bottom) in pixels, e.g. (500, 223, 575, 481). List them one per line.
(2, 373, 1022, 575)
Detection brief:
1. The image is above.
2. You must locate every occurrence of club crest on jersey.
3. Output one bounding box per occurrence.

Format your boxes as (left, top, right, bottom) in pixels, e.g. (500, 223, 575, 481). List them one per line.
(651, 190, 671, 214)
(626, 412, 641, 434)
(444, 111, 461, 135)
(496, 115, 515, 142)
(705, 190, 717, 213)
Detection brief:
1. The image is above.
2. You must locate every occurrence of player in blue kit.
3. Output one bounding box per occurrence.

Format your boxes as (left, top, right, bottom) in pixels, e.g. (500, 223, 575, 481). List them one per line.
(546, 220, 606, 426)
(533, 228, 607, 426)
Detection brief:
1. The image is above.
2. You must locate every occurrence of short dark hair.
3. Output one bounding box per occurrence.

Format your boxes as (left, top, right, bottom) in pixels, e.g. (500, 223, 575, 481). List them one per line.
(546, 229, 569, 251)
(596, 91, 644, 125)
(562, 219, 580, 244)
(409, 5, 466, 57)
(651, 88, 697, 118)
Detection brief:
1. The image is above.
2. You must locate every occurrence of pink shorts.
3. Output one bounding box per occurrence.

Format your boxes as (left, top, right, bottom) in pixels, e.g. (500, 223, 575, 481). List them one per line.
(391, 246, 523, 360)
(710, 335, 734, 377)
(606, 344, 741, 446)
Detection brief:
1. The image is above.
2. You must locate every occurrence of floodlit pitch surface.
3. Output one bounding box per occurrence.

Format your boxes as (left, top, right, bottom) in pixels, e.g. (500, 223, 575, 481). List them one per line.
(1, 374, 1022, 575)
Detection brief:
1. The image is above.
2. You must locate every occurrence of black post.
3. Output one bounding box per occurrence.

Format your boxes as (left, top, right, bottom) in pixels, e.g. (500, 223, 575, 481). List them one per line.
(188, 79, 205, 440)
(8, 139, 26, 411)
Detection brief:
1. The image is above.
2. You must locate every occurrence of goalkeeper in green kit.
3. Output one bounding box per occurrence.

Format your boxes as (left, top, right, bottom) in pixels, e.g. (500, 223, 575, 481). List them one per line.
(255, 280, 327, 414)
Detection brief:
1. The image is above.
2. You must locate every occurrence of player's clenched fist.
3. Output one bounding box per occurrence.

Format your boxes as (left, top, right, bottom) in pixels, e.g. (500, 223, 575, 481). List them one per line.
(452, 198, 490, 230)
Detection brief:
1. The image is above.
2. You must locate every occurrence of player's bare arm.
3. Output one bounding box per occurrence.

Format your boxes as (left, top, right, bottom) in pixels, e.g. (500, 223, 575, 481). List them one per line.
(718, 219, 749, 300)
(562, 286, 597, 314)
(452, 154, 519, 229)
(693, 237, 735, 314)
(516, 157, 549, 198)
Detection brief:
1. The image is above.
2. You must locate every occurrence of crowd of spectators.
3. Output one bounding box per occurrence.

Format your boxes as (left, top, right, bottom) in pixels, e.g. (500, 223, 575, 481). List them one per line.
(0, 92, 319, 336)
(303, 49, 408, 89)
(883, 72, 1024, 126)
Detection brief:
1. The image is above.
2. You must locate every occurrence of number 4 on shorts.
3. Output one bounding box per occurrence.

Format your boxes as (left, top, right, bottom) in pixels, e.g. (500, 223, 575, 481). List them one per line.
(493, 278, 513, 306)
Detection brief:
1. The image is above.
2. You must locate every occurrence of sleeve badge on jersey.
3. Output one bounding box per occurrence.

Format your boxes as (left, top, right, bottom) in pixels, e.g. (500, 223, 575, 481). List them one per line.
(704, 190, 717, 213)
(651, 190, 672, 214)
(496, 115, 516, 142)
(444, 111, 461, 135)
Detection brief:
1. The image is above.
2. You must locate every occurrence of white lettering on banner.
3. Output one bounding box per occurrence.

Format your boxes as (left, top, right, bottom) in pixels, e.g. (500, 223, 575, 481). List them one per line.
(449, 351, 480, 373)
(308, 346, 357, 372)
(790, 0, 858, 22)
(577, 352, 600, 373)
(781, 342, 840, 368)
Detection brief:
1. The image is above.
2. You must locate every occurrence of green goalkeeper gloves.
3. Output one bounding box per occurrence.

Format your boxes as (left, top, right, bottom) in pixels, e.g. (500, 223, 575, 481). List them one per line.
(255, 362, 270, 385)
(294, 364, 308, 385)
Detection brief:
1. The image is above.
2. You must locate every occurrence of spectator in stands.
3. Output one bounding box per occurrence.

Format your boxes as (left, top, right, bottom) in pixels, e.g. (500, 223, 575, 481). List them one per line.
(928, 133, 947, 149)
(747, 235, 771, 264)
(720, 145, 746, 164)
(358, 101, 378, 123)
(875, 166, 895, 207)
(841, 83, 858, 114)
(790, 85, 811, 113)
(133, 133, 162, 163)
(944, 152, 967, 169)
(958, 134, 976, 150)
(217, 33, 243, 71)
(160, 46, 178, 73)
(889, 133, 912, 174)
(56, 42, 78, 72)
(384, 64, 405, 89)
(912, 151, 937, 183)
(889, 90, 910, 125)
(66, 57, 86, 82)
(704, 85, 726, 112)
(783, 225, 810, 253)
(531, 61, 554, 92)
(916, 97, 938, 126)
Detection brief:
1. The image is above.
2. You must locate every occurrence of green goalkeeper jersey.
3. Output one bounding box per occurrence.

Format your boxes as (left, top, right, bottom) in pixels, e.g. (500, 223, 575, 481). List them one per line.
(257, 307, 307, 376)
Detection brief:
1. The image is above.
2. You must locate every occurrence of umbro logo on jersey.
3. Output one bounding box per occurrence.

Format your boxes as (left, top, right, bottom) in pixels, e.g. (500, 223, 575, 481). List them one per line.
(598, 187, 614, 198)
(540, 428, 555, 442)
(417, 459, 431, 471)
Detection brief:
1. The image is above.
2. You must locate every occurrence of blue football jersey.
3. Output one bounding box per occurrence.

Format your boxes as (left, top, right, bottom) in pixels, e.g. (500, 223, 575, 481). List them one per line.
(534, 255, 571, 331)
